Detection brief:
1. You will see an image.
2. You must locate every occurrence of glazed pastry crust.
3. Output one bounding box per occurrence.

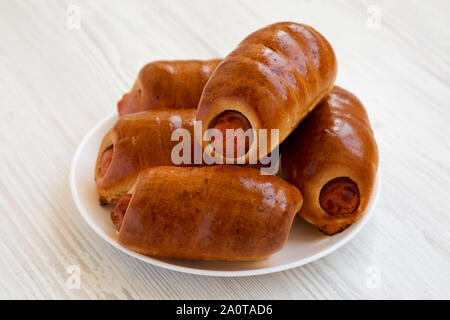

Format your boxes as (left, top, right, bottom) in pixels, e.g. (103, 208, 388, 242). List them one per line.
(118, 165, 303, 261)
(196, 22, 337, 163)
(119, 59, 221, 115)
(281, 86, 378, 235)
(95, 109, 196, 205)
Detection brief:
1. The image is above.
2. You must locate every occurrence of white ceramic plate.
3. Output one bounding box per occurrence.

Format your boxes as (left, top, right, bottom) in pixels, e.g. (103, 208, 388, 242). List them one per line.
(70, 113, 380, 277)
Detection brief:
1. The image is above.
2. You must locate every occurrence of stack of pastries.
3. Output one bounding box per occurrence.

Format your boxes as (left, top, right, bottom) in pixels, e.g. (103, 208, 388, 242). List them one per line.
(95, 22, 378, 261)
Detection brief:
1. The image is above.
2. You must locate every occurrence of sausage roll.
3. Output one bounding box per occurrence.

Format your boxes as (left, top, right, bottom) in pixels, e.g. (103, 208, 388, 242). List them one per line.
(196, 22, 337, 163)
(95, 109, 196, 205)
(118, 59, 221, 116)
(112, 165, 303, 261)
(281, 86, 378, 235)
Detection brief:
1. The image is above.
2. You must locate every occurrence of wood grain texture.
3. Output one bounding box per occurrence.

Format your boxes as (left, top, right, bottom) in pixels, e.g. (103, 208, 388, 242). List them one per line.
(0, 0, 449, 299)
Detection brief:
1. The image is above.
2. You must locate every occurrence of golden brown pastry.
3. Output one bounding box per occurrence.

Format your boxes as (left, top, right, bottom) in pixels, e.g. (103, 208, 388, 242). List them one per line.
(196, 22, 337, 163)
(281, 86, 378, 235)
(118, 59, 221, 116)
(95, 109, 196, 205)
(112, 165, 303, 261)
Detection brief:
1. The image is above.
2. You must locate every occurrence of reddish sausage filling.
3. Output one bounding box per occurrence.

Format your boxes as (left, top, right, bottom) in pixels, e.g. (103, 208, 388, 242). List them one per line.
(210, 110, 252, 158)
(319, 177, 360, 216)
(98, 146, 114, 177)
(111, 194, 132, 231)
(117, 89, 141, 117)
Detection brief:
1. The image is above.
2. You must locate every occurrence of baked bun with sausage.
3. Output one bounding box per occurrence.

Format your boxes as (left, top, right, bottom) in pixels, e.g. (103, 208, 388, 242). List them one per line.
(281, 86, 378, 235)
(118, 59, 221, 116)
(112, 165, 303, 261)
(196, 22, 337, 163)
(95, 109, 196, 205)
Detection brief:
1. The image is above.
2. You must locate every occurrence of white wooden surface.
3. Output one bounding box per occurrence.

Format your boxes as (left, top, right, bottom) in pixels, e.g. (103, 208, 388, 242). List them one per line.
(1, 0, 449, 299)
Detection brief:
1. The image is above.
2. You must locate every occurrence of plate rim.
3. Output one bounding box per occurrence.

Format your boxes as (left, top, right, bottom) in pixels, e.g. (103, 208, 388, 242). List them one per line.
(70, 113, 381, 277)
